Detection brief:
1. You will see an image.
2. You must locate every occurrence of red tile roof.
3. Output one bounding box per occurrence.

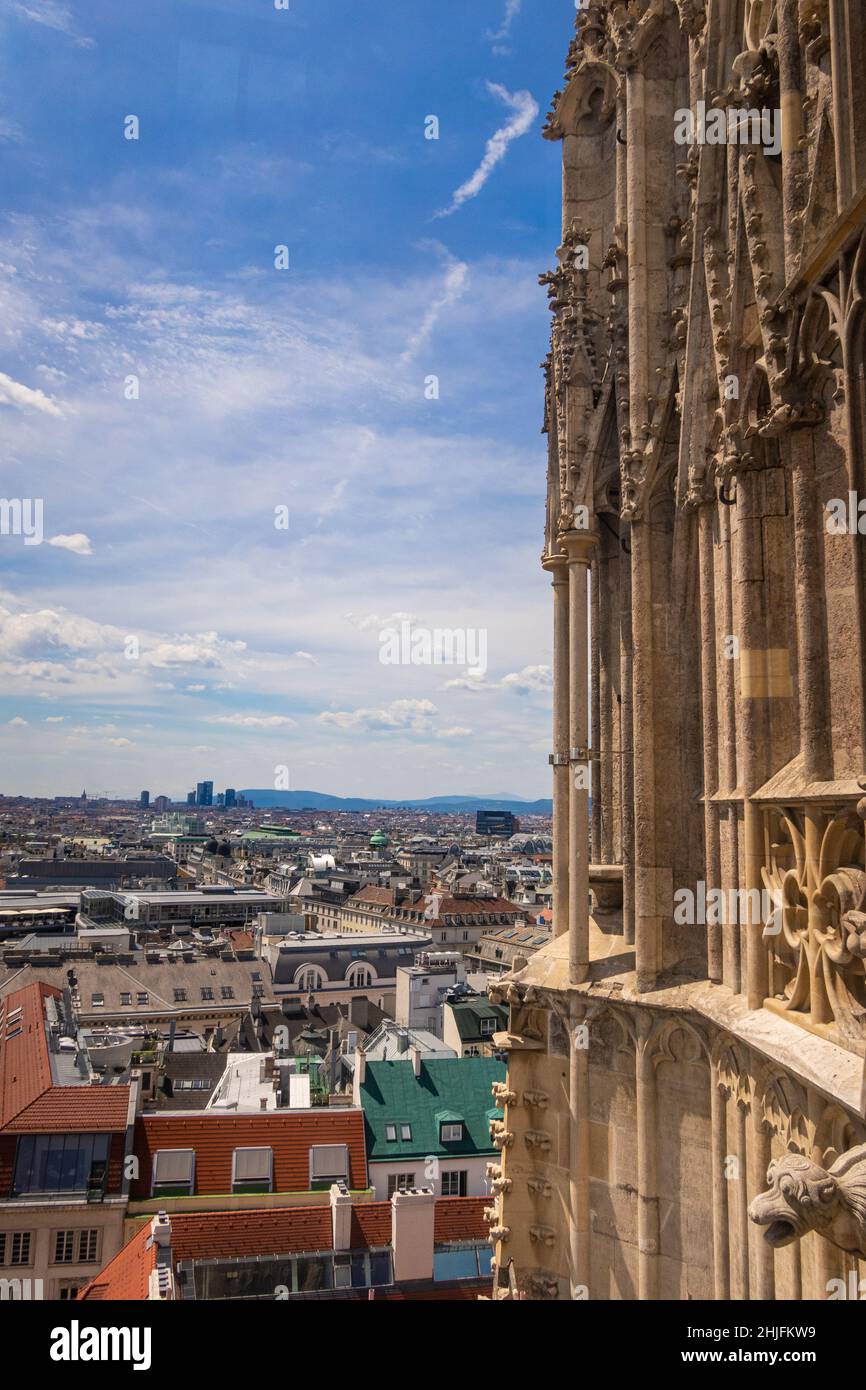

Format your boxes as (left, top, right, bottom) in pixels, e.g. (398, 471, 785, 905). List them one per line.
(172, 1207, 332, 1260)
(79, 1197, 490, 1300)
(78, 1223, 156, 1302)
(131, 1109, 368, 1197)
(0, 983, 57, 1129)
(349, 1203, 391, 1248)
(348, 887, 396, 908)
(434, 1196, 489, 1242)
(0, 982, 130, 1134)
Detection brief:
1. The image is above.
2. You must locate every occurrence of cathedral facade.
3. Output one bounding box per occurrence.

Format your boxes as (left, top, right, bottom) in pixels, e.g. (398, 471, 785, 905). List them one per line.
(488, 0, 866, 1300)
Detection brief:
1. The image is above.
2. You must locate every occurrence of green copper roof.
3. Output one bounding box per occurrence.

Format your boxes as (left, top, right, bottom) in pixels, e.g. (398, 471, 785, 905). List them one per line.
(449, 999, 508, 1042)
(359, 1056, 505, 1161)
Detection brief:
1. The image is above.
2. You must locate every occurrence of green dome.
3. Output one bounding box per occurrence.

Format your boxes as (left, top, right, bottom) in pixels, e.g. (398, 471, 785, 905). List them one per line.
(370, 829, 390, 847)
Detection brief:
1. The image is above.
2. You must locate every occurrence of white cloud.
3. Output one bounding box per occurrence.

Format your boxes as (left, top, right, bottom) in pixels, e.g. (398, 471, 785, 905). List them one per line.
(205, 713, 297, 729)
(11, 2, 94, 46)
(45, 715, 65, 722)
(445, 664, 551, 695)
(488, 0, 521, 43)
(7, 716, 29, 726)
(42, 317, 103, 339)
(344, 611, 418, 633)
(0, 117, 24, 144)
(318, 698, 438, 734)
(0, 369, 62, 416)
(501, 664, 553, 694)
(141, 635, 246, 670)
(436, 726, 472, 739)
(47, 533, 92, 555)
(401, 253, 469, 363)
(437, 83, 538, 218)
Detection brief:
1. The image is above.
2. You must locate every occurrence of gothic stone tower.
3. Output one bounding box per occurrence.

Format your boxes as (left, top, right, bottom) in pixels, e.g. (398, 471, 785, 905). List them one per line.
(488, 0, 866, 1301)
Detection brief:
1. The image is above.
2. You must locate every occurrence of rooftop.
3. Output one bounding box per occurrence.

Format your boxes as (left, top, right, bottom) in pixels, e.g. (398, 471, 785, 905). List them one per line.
(360, 1056, 504, 1161)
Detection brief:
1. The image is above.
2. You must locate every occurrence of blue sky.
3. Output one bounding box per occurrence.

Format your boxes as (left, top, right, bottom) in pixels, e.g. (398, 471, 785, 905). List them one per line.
(0, 0, 574, 800)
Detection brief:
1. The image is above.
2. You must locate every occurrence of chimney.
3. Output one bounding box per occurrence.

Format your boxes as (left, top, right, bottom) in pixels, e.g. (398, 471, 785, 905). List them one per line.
(151, 1211, 172, 1248)
(391, 1188, 435, 1284)
(352, 1046, 366, 1106)
(410, 1044, 422, 1078)
(330, 1184, 353, 1251)
(260, 1096, 268, 1111)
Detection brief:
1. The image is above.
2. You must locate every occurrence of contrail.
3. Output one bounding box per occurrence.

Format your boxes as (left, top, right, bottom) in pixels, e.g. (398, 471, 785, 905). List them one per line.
(436, 82, 539, 218)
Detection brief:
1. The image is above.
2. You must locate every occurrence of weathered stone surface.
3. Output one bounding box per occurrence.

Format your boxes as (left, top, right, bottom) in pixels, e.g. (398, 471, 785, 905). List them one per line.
(490, 0, 866, 1302)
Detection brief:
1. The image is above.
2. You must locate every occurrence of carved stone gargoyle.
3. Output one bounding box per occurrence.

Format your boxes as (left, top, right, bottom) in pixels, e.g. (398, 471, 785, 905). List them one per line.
(748, 1146, 866, 1260)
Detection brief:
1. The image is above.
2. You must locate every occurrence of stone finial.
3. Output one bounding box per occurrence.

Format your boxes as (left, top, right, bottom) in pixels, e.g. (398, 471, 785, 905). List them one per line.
(748, 1146, 866, 1259)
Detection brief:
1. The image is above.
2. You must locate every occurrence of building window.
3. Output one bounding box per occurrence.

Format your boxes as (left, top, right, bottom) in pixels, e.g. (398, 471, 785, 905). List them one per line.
(137, 992, 149, 1006)
(297, 966, 324, 992)
(58, 1286, 81, 1300)
(440, 1122, 464, 1143)
(120, 992, 132, 1006)
(346, 965, 373, 988)
(387, 1173, 416, 1196)
(173, 989, 188, 1003)
(479, 1018, 495, 1035)
(54, 1229, 99, 1265)
(78, 1230, 99, 1264)
(400, 1123, 412, 1141)
(441, 1170, 468, 1197)
(12, 1134, 111, 1197)
(309, 1143, 349, 1190)
(152, 1149, 195, 1197)
(54, 1231, 75, 1264)
(385, 1124, 397, 1142)
(200, 987, 214, 1001)
(220, 986, 234, 1000)
(10, 1232, 31, 1266)
(232, 1147, 273, 1195)
(91, 993, 104, 1008)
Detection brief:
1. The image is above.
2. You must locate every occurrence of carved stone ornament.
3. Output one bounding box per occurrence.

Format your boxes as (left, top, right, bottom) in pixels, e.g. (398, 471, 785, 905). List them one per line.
(748, 1146, 866, 1259)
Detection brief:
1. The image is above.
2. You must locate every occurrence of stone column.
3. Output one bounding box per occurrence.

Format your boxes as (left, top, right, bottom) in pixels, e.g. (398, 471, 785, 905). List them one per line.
(636, 1014, 660, 1300)
(748, 1111, 775, 1299)
(718, 504, 740, 993)
(697, 499, 723, 981)
(733, 1097, 751, 1300)
(619, 529, 635, 944)
(710, 1068, 731, 1299)
(591, 558, 602, 862)
(545, 554, 571, 940)
(565, 530, 596, 985)
(631, 519, 661, 990)
(735, 469, 770, 1012)
(569, 1001, 591, 1297)
(788, 430, 832, 781)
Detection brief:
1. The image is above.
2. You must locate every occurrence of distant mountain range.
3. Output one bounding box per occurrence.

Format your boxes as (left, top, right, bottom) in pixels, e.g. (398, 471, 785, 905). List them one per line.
(239, 789, 553, 815)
